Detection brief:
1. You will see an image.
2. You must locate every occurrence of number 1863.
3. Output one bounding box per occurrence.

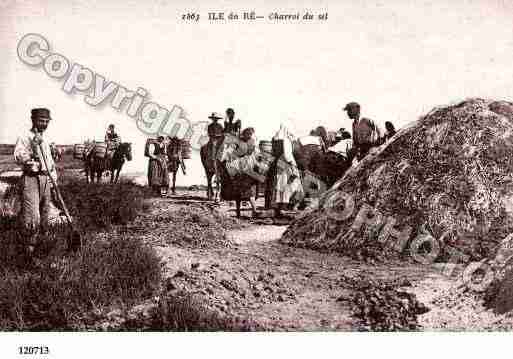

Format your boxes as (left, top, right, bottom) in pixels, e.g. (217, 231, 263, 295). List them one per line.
(18, 346, 49, 355)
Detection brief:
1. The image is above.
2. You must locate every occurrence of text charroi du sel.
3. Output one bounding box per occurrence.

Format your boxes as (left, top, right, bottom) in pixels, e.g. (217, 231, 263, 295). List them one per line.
(182, 11, 328, 22)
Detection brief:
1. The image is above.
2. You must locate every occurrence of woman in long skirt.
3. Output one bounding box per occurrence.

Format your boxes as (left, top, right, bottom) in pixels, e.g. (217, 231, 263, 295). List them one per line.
(146, 136, 169, 197)
(270, 125, 304, 217)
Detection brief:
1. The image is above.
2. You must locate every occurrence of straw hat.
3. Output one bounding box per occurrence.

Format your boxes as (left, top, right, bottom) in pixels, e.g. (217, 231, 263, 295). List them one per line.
(208, 112, 223, 120)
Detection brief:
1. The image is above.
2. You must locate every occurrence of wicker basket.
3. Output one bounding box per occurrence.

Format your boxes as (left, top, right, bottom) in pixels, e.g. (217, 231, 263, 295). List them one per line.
(144, 138, 158, 157)
(259, 140, 272, 154)
(93, 142, 108, 158)
(181, 139, 192, 159)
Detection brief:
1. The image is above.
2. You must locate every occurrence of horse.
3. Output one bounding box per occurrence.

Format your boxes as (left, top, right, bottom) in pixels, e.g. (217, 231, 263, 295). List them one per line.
(167, 137, 186, 195)
(292, 138, 353, 188)
(200, 138, 223, 201)
(294, 122, 388, 188)
(85, 142, 132, 184)
(208, 135, 265, 217)
(50, 144, 63, 162)
(201, 134, 265, 216)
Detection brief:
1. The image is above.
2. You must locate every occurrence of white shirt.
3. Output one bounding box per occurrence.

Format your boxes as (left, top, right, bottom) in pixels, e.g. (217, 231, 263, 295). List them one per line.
(328, 138, 353, 157)
(14, 128, 57, 181)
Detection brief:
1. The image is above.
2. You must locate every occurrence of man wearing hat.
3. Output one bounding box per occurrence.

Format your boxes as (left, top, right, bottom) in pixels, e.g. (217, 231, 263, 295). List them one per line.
(343, 102, 380, 161)
(14, 108, 64, 257)
(207, 112, 225, 163)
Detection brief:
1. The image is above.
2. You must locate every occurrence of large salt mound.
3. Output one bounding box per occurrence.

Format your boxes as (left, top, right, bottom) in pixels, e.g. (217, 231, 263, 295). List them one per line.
(281, 98, 513, 260)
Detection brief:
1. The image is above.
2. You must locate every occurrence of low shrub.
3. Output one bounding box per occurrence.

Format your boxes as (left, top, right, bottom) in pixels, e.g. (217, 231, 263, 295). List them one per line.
(124, 291, 262, 332)
(0, 174, 161, 330)
(0, 234, 162, 330)
(58, 175, 148, 230)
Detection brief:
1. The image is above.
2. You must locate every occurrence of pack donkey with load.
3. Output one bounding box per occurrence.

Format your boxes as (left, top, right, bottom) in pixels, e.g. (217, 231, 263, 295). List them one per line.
(74, 140, 133, 183)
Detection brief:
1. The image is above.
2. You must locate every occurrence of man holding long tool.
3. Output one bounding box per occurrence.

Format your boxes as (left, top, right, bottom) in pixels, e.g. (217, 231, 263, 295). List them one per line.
(14, 108, 66, 257)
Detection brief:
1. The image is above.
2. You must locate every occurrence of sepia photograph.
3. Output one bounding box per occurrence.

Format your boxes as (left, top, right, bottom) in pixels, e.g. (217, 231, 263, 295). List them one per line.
(0, 0, 513, 357)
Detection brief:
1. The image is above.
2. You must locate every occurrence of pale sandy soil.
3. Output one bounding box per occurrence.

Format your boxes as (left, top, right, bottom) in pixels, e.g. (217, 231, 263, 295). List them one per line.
(121, 190, 513, 331)
(3, 167, 513, 331)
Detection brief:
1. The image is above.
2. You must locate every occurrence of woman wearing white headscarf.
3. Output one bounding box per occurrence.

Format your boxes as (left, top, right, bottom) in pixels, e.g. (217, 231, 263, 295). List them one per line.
(269, 124, 304, 217)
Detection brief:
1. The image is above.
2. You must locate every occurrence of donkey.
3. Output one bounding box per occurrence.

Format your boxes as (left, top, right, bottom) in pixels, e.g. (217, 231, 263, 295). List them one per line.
(86, 142, 132, 184)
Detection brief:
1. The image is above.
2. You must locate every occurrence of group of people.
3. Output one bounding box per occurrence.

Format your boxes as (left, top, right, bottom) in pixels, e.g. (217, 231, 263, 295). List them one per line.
(11, 101, 398, 259)
(205, 108, 246, 161)
(202, 108, 261, 212)
(201, 103, 397, 217)
(145, 135, 186, 197)
(12, 111, 131, 260)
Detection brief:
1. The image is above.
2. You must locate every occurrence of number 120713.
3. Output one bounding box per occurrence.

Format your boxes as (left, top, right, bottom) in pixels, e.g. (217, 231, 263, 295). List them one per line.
(18, 346, 49, 355)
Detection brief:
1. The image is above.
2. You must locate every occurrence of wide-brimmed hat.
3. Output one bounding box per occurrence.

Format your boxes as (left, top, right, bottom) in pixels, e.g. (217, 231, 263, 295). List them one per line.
(31, 108, 52, 120)
(208, 112, 223, 120)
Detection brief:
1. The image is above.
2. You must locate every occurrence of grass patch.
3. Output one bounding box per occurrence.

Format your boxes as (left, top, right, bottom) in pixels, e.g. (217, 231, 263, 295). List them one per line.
(0, 174, 257, 331)
(0, 232, 162, 330)
(0, 175, 160, 330)
(124, 291, 262, 331)
(57, 173, 151, 230)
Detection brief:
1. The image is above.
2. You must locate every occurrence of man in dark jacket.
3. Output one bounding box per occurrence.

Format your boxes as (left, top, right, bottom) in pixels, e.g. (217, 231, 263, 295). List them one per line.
(207, 112, 224, 163)
(343, 102, 380, 161)
(224, 108, 241, 136)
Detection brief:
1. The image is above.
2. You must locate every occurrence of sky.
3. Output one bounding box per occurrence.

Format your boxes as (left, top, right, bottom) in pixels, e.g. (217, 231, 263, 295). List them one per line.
(1, 0, 512, 185)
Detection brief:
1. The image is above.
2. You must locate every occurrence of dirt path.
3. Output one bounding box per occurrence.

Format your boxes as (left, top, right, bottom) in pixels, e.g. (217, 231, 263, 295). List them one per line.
(133, 194, 432, 329)
(119, 190, 513, 331)
(224, 225, 357, 330)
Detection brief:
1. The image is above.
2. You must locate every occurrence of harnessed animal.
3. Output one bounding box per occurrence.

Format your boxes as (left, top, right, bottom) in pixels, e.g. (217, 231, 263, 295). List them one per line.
(85, 142, 132, 183)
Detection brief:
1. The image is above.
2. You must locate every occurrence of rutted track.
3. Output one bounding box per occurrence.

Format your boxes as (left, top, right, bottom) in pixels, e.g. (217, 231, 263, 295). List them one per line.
(129, 193, 478, 330)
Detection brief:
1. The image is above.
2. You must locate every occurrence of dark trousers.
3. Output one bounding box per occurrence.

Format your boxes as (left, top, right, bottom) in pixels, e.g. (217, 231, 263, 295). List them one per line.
(356, 143, 373, 161)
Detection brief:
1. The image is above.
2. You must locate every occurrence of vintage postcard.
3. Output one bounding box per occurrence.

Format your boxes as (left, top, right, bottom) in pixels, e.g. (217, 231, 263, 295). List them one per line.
(0, 0, 512, 357)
